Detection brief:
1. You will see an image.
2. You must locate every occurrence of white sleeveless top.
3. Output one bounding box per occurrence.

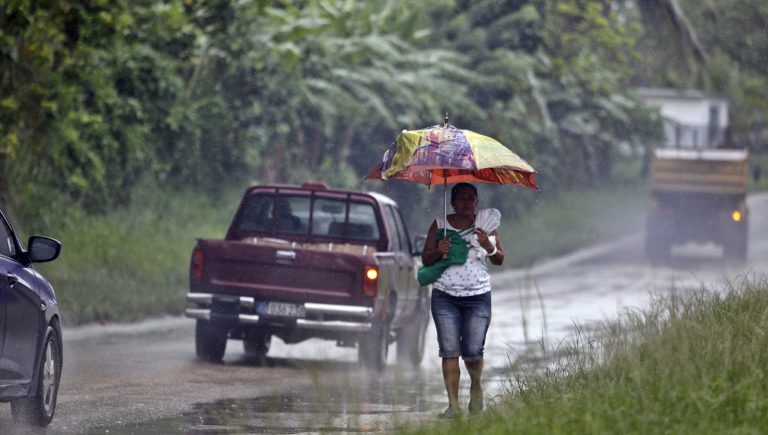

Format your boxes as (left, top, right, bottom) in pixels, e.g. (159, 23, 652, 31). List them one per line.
(432, 213, 495, 297)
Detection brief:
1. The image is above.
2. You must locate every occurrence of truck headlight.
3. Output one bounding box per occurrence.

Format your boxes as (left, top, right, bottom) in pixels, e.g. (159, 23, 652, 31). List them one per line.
(732, 210, 742, 222)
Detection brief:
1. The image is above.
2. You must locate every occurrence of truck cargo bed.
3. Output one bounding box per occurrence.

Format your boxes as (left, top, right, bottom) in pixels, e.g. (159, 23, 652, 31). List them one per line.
(651, 149, 749, 194)
(198, 238, 372, 306)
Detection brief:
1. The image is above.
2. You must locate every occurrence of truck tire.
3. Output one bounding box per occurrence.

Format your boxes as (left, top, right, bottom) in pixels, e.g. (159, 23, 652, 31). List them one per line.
(195, 320, 227, 363)
(243, 331, 271, 360)
(645, 220, 670, 263)
(397, 297, 430, 367)
(358, 318, 390, 371)
(723, 222, 748, 262)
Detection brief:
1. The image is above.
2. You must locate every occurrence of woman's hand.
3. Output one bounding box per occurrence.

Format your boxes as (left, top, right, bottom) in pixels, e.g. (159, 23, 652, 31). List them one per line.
(422, 220, 451, 266)
(474, 228, 495, 253)
(437, 238, 450, 256)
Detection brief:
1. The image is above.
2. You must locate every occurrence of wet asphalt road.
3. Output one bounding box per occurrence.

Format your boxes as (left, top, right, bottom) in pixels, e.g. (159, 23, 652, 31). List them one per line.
(1, 193, 767, 434)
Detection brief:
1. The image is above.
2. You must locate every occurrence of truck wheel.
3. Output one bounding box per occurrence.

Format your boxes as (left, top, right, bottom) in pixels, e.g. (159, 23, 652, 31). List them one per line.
(195, 320, 227, 362)
(11, 322, 62, 427)
(723, 223, 748, 262)
(358, 318, 390, 371)
(397, 298, 429, 367)
(645, 229, 669, 263)
(243, 331, 271, 359)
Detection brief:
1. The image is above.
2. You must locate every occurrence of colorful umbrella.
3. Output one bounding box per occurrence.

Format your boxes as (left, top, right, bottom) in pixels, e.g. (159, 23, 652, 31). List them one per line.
(366, 124, 538, 189)
(366, 119, 539, 233)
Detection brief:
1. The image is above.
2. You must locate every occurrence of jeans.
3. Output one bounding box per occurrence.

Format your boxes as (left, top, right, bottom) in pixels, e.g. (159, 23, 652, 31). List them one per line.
(431, 289, 491, 361)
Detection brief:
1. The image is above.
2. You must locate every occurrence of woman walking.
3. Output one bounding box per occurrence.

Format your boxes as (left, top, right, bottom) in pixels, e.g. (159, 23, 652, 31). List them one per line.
(421, 182, 504, 418)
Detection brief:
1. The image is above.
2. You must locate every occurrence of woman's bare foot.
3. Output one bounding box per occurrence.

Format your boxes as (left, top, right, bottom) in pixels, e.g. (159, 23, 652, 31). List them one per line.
(469, 385, 484, 414)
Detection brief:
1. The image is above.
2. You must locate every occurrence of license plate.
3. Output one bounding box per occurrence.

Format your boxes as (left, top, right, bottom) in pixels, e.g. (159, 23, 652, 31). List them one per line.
(262, 301, 306, 318)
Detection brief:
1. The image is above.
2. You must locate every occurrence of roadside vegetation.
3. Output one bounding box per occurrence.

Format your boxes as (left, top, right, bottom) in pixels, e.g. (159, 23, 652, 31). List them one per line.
(750, 153, 768, 191)
(402, 274, 768, 434)
(28, 183, 241, 325)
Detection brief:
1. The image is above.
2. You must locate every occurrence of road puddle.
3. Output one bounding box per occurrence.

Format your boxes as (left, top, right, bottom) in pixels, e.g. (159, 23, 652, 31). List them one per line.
(92, 370, 445, 434)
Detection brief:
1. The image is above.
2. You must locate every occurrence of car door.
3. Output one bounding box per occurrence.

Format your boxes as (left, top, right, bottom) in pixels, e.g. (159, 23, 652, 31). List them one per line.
(393, 206, 421, 317)
(0, 214, 41, 384)
(0, 214, 16, 367)
(0, 256, 6, 361)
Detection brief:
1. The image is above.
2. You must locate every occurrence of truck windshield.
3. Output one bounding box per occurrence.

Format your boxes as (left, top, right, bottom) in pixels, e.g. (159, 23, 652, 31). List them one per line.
(235, 194, 380, 241)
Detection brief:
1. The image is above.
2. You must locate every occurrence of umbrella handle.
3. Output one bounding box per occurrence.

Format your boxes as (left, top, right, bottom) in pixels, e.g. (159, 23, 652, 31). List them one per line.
(443, 176, 448, 258)
(442, 232, 448, 259)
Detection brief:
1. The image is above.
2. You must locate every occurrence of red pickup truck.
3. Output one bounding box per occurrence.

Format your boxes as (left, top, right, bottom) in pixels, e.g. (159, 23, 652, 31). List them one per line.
(185, 182, 430, 370)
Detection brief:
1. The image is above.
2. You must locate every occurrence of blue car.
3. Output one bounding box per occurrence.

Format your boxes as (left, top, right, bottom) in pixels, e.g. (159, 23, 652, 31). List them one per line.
(0, 208, 62, 426)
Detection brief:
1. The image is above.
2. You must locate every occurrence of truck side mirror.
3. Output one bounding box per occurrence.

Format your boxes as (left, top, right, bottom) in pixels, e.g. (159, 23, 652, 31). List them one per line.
(412, 234, 427, 256)
(753, 165, 762, 183)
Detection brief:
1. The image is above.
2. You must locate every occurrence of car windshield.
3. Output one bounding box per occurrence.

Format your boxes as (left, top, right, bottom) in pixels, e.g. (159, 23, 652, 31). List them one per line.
(235, 194, 379, 241)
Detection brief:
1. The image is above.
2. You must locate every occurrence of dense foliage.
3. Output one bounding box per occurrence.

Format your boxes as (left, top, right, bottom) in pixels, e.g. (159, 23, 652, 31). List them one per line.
(0, 0, 641, 220)
(1, 0, 764, 225)
(678, 0, 768, 151)
(630, 0, 768, 151)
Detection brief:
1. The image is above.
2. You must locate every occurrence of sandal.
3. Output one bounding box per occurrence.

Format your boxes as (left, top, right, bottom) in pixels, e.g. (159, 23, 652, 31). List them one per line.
(468, 397, 484, 414)
(439, 407, 460, 419)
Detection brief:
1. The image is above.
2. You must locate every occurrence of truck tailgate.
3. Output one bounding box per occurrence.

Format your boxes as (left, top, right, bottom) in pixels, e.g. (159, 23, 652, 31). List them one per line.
(202, 240, 369, 306)
(651, 149, 749, 194)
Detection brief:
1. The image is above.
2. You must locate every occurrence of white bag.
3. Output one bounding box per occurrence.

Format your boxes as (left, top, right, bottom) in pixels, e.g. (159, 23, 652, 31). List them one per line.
(475, 208, 501, 232)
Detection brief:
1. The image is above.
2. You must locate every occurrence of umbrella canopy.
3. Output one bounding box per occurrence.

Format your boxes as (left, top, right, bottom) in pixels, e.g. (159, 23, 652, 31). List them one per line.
(365, 124, 538, 190)
(366, 122, 538, 241)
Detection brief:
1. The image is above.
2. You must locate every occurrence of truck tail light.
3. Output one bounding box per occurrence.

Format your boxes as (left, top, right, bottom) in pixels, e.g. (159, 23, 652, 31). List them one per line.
(363, 266, 378, 297)
(191, 247, 204, 280)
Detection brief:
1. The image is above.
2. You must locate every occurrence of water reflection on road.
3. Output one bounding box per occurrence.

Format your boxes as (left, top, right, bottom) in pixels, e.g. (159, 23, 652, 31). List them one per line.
(94, 358, 444, 434)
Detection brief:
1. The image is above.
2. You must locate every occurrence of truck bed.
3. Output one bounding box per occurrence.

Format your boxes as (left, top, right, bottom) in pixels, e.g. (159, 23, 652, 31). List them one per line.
(651, 149, 749, 194)
(195, 238, 375, 307)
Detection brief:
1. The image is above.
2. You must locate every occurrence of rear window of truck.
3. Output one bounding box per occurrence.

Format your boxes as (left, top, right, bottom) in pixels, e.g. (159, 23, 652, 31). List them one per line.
(235, 194, 380, 241)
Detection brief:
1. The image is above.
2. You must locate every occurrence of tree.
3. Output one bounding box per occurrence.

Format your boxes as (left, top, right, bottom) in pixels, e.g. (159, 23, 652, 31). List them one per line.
(176, 0, 481, 189)
(0, 1, 194, 213)
(677, 0, 768, 152)
(424, 0, 658, 193)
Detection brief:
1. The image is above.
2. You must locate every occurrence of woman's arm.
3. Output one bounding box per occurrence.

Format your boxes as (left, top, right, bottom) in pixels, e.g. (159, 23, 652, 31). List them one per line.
(475, 228, 504, 266)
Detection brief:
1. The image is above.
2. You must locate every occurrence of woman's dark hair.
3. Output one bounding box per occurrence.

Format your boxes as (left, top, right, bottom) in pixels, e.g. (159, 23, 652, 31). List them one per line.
(450, 182, 478, 202)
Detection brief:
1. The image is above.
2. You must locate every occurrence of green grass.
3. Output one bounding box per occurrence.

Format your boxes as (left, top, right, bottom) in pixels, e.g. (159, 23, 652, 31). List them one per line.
(749, 153, 768, 191)
(401, 274, 768, 434)
(31, 182, 242, 325)
(503, 182, 648, 267)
